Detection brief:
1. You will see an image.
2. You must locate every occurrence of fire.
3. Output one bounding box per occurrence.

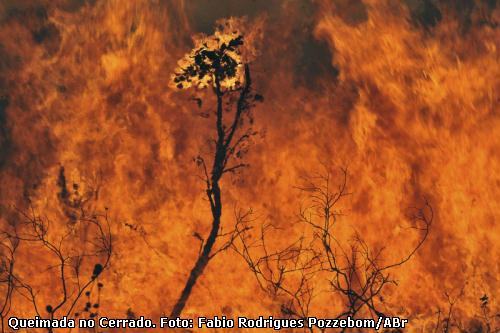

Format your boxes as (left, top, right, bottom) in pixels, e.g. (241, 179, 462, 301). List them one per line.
(0, 0, 498, 332)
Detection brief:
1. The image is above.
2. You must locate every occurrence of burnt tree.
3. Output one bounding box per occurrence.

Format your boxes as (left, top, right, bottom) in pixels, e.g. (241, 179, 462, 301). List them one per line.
(1, 168, 112, 332)
(0, 233, 19, 333)
(170, 25, 262, 317)
(234, 168, 432, 331)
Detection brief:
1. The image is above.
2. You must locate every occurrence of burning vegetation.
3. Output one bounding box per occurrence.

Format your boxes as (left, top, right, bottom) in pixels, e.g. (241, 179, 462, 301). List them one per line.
(0, 0, 499, 332)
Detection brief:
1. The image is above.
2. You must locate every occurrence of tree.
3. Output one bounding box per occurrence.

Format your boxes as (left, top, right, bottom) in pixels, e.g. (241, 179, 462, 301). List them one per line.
(0, 233, 19, 333)
(234, 168, 432, 331)
(169, 22, 262, 317)
(0, 167, 112, 332)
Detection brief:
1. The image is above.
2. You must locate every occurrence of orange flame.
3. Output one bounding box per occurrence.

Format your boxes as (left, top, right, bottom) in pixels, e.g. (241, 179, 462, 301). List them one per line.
(0, 0, 498, 332)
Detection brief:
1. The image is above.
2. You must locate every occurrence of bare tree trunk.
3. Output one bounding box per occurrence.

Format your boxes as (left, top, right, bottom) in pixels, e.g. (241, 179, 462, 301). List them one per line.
(170, 183, 222, 317)
(170, 66, 252, 317)
(169, 77, 227, 318)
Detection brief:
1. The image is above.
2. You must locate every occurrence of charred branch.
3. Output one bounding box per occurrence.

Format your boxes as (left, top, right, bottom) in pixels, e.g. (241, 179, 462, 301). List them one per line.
(170, 31, 262, 317)
(2, 203, 112, 331)
(0, 233, 19, 333)
(234, 167, 432, 332)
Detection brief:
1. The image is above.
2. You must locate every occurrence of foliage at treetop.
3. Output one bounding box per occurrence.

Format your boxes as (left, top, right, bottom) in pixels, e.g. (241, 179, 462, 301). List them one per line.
(172, 23, 246, 91)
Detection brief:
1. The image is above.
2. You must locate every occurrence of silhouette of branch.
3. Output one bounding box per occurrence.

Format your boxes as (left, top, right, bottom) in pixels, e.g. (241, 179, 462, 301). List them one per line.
(0, 232, 19, 333)
(170, 31, 262, 317)
(235, 167, 432, 331)
(3, 203, 112, 331)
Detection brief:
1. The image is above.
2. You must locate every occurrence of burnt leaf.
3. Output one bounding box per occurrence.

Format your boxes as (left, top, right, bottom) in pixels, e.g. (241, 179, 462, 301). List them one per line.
(92, 263, 103, 279)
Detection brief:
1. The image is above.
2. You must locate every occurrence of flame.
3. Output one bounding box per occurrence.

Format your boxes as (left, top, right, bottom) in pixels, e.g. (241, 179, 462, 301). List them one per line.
(0, 0, 498, 332)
